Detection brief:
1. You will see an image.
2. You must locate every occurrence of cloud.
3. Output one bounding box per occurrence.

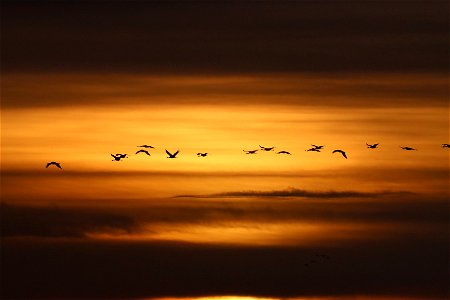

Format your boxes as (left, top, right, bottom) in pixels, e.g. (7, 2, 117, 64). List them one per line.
(2, 192, 447, 239)
(2, 1, 448, 74)
(2, 73, 448, 109)
(175, 188, 412, 199)
(1, 203, 138, 238)
(2, 237, 448, 299)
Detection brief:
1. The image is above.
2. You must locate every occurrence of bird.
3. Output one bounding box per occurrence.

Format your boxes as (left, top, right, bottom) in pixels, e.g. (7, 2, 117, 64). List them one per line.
(401, 146, 417, 151)
(197, 152, 208, 157)
(111, 154, 127, 161)
(442, 144, 450, 148)
(306, 148, 321, 152)
(138, 145, 155, 148)
(166, 149, 179, 158)
(311, 144, 324, 150)
(136, 149, 151, 156)
(243, 150, 258, 154)
(277, 151, 291, 155)
(366, 143, 379, 149)
(46, 162, 62, 169)
(332, 149, 347, 159)
(259, 145, 275, 151)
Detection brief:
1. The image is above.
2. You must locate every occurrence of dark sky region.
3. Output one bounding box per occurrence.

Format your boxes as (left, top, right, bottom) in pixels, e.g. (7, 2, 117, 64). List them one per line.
(2, 1, 448, 75)
(1, 1, 449, 300)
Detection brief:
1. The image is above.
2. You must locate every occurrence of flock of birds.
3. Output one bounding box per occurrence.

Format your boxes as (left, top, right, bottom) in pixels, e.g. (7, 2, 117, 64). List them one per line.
(45, 143, 450, 169)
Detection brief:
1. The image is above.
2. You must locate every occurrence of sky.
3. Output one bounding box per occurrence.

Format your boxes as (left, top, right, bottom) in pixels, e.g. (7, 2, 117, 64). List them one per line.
(1, 1, 449, 300)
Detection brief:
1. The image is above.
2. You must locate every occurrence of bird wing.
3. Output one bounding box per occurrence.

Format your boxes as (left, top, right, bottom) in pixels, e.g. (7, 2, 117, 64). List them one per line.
(165, 149, 172, 156)
(55, 163, 62, 169)
(342, 152, 347, 159)
(46, 163, 51, 168)
(111, 154, 116, 158)
(173, 150, 180, 157)
(144, 150, 150, 155)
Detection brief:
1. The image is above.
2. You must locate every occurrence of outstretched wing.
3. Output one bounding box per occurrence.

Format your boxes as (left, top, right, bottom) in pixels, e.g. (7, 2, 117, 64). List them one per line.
(55, 163, 62, 169)
(46, 163, 51, 168)
(173, 150, 180, 157)
(342, 152, 347, 159)
(165, 149, 172, 156)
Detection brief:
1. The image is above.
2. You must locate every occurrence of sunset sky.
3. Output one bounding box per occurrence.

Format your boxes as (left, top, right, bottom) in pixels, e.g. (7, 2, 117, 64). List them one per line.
(1, 1, 449, 300)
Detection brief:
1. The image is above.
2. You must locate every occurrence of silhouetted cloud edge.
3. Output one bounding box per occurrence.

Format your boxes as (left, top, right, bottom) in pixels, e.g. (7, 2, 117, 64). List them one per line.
(174, 188, 414, 199)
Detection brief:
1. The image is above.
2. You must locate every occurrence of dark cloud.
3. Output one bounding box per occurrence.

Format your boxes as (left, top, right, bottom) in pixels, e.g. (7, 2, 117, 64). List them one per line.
(2, 73, 448, 109)
(2, 237, 448, 299)
(1, 1, 448, 74)
(1, 203, 138, 238)
(2, 193, 448, 299)
(2, 193, 447, 239)
(175, 188, 413, 199)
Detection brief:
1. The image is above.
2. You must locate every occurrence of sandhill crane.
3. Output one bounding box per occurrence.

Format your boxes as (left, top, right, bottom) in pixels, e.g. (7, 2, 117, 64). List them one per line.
(259, 145, 275, 151)
(366, 143, 379, 149)
(46, 162, 62, 169)
(332, 149, 347, 159)
(111, 154, 127, 161)
(197, 153, 208, 157)
(166, 150, 179, 158)
(277, 151, 291, 155)
(138, 145, 155, 148)
(400, 146, 417, 151)
(244, 150, 258, 154)
(136, 149, 151, 156)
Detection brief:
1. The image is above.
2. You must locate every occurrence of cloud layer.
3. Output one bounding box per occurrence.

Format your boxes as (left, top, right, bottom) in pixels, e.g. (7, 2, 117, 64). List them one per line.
(2, 1, 448, 74)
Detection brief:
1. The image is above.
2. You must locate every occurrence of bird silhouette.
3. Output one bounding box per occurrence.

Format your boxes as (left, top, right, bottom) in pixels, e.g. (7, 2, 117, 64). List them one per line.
(306, 148, 321, 152)
(46, 162, 62, 169)
(442, 144, 450, 148)
(277, 151, 291, 155)
(111, 154, 127, 161)
(138, 145, 155, 148)
(136, 149, 151, 156)
(401, 146, 417, 151)
(366, 143, 379, 149)
(311, 144, 324, 150)
(166, 149, 179, 158)
(197, 152, 208, 157)
(244, 150, 258, 154)
(259, 145, 275, 151)
(332, 149, 347, 159)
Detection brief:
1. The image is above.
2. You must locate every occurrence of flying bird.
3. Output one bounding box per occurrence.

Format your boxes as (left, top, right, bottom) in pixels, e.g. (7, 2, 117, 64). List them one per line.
(277, 151, 291, 155)
(259, 145, 275, 151)
(366, 143, 379, 149)
(197, 152, 208, 157)
(111, 154, 127, 161)
(442, 144, 450, 148)
(166, 149, 179, 158)
(400, 146, 417, 151)
(46, 162, 62, 169)
(138, 145, 155, 148)
(306, 148, 321, 152)
(311, 144, 324, 150)
(136, 149, 151, 156)
(243, 150, 258, 154)
(332, 149, 347, 159)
